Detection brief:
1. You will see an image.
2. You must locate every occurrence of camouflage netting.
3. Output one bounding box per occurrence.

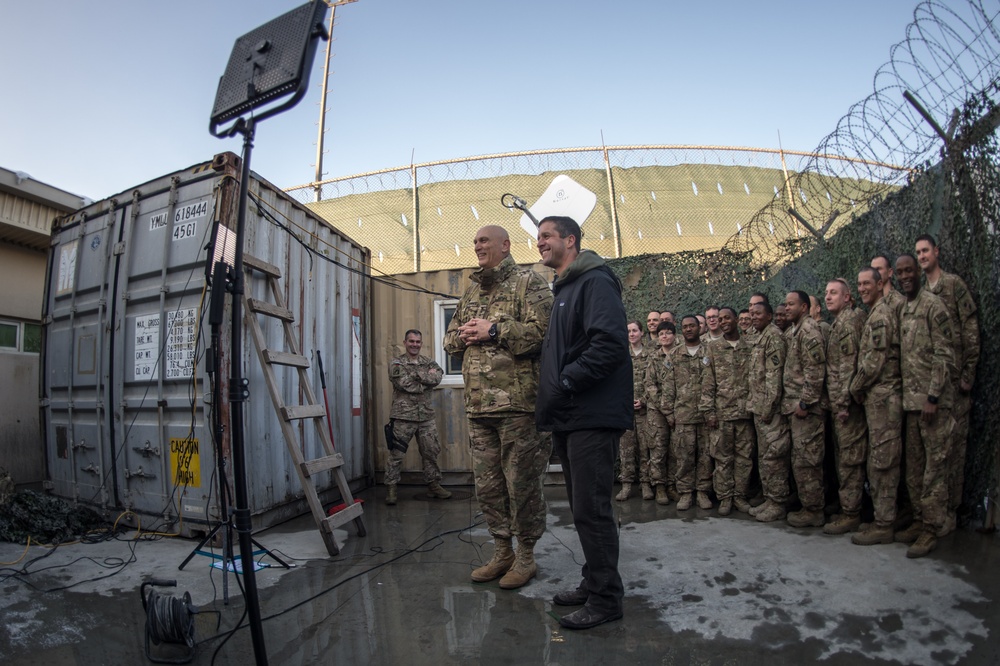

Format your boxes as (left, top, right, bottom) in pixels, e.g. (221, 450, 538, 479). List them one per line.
(609, 86, 1000, 524)
(0, 489, 105, 545)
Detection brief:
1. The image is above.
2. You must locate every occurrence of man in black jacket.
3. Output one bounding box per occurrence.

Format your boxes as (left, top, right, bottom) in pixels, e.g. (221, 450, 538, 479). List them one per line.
(535, 215, 631, 630)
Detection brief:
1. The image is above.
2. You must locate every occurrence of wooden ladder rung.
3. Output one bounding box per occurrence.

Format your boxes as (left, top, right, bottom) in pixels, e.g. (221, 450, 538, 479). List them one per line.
(323, 501, 364, 531)
(263, 349, 310, 368)
(246, 298, 295, 322)
(301, 453, 345, 477)
(244, 254, 282, 279)
(281, 404, 328, 421)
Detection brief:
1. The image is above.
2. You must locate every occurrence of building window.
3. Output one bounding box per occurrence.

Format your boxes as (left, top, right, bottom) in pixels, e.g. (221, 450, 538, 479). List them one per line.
(0, 320, 40, 353)
(433, 299, 463, 387)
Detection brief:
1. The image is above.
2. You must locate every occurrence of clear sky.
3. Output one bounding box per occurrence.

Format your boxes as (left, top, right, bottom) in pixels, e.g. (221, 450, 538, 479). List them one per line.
(2, 0, 923, 202)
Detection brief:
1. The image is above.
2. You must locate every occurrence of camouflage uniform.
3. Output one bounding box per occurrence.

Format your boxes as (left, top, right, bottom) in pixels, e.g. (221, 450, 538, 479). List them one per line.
(826, 307, 867, 517)
(849, 297, 903, 528)
(619, 345, 651, 484)
(748, 323, 790, 504)
(642, 347, 672, 489)
(782, 317, 827, 513)
(661, 343, 712, 495)
(883, 288, 906, 319)
(817, 319, 832, 348)
(926, 270, 979, 511)
(386, 353, 445, 485)
(700, 336, 754, 501)
(443, 255, 554, 541)
(900, 288, 956, 535)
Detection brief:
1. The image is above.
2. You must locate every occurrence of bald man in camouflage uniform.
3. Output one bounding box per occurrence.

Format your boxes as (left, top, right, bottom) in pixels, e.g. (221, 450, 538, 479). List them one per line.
(385, 330, 451, 505)
(700, 307, 754, 516)
(916, 234, 979, 535)
(747, 302, 791, 523)
(444, 225, 553, 589)
(850, 266, 904, 546)
(822, 280, 867, 535)
(662, 315, 713, 511)
(894, 253, 955, 558)
(782, 290, 828, 529)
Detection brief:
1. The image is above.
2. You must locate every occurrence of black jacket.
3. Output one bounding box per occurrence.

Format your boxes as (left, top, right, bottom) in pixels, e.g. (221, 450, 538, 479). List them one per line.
(536, 250, 633, 432)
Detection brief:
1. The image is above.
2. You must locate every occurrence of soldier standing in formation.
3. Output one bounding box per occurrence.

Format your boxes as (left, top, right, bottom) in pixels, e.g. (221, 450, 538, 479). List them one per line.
(701, 307, 754, 515)
(642, 321, 676, 503)
(443, 225, 554, 589)
(385, 330, 452, 505)
(781, 290, 828, 529)
(915, 235, 980, 535)
(747, 301, 791, 523)
(822, 279, 867, 534)
(894, 253, 955, 558)
(616, 321, 650, 501)
(662, 315, 713, 511)
(849, 266, 904, 546)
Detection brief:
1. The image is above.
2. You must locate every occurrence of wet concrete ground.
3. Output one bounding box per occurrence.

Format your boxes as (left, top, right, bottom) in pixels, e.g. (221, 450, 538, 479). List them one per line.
(1, 485, 998, 665)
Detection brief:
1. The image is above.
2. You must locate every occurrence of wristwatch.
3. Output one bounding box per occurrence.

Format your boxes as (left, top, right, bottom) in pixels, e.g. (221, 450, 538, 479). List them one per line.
(798, 400, 809, 411)
(488, 323, 498, 341)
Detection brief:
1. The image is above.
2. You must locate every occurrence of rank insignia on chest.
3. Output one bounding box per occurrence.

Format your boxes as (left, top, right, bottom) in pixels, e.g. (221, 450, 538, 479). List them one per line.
(702, 356, 710, 365)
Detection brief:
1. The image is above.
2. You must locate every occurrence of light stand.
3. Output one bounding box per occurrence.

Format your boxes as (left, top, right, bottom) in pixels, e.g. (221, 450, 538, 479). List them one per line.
(207, 3, 330, 664)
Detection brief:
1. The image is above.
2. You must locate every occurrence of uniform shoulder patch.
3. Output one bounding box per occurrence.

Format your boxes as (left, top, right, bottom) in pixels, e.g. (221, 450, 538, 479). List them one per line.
(933, 311, 949, 326)
(770, 354, 780, 366)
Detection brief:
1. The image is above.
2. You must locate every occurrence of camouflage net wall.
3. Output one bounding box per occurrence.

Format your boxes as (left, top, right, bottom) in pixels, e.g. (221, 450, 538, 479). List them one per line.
(609, 0, 1000, 522)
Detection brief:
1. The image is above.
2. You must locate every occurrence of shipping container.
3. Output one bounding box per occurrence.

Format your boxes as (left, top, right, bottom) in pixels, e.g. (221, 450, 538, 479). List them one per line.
(41, 152, 372, 536)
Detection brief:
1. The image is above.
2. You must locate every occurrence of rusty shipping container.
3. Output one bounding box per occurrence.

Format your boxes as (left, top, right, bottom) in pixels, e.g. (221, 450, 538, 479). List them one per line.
(41, 152, 373, 536)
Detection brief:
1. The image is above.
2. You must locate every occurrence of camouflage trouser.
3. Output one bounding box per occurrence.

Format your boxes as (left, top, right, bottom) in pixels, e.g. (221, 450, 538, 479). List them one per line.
(709, 419, 755, 500)
(618, 410, 650, 483)
(904, 409, 955, 534)
(468, 414, 552, 541)
(832, 402, 868, 515)
(949, 390, 971, 511)
(789, 411, 826, 512)
(865, 390, 903, 527)
(385, 419, 443, 485)
(753, 412, 791, 504)
(644, 409, 671, 487)
(672, 423, 711, 494)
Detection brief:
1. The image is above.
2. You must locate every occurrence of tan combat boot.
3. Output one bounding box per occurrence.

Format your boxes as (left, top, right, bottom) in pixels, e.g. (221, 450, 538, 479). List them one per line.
(471, 538, 515, 583)
(615, 483, 632, 502)
(676, 493, 693, 511)
(641, 483, 654, 500)
(718, 498, 733, 516)
(906, 530, 938, 558)
(655, 485, 670, 505)
(499, 538, 537, 589)
(894, 521, 924, 544)
(697, 491, 713, 510)
(851, 524, 894, 545)
(822, 513, 861, 535)
(787, 508, 825, 528)
(428, 481, 452, 499)
(754, 499, 787, 523)
(733, 497, 752, 514)
(385, 485, 397, 505)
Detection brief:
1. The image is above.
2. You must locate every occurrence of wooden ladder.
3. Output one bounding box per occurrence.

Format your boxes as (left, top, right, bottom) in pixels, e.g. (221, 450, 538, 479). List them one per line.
(242, 253, 366, 556)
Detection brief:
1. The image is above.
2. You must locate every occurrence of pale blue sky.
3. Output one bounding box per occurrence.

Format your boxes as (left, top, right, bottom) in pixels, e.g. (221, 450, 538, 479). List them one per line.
(2, 0, 923, 201)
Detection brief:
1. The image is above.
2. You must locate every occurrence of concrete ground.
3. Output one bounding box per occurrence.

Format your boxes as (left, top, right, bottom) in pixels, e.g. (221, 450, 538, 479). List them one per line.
(1, 485, 998, 665)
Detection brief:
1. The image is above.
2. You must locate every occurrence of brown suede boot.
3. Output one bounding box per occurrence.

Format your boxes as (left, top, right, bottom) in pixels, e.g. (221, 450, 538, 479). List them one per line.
(641, 483, 654, 500)
(428, 481, 452, 499)
(499, 539, 537, 589)
(894, 521, 924, 544)
(471, 538, 515, 582)
(615, 483, 633, 502)
(655, 485, 670, 505)
(385, 485, 397, 505)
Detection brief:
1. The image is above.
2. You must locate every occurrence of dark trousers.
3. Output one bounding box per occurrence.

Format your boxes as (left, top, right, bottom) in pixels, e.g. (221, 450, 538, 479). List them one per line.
(551, 429, 625, 614)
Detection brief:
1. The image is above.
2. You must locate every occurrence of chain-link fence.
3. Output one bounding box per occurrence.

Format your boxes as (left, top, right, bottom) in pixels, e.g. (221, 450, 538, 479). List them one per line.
(284, 146, 906, 275)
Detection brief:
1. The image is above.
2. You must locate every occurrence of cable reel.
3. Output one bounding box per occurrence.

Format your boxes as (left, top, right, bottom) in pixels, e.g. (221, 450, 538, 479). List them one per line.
(140, 579, 199, 664)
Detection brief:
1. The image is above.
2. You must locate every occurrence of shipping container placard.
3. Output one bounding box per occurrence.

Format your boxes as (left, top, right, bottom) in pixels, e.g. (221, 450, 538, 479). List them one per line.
(132, 307, 197, 380)
(170, 437, 201, 488)
(57, 241, 78, 296)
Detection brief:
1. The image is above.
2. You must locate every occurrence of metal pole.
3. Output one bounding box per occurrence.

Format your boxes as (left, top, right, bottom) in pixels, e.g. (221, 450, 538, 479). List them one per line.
(411, 162, 419, 272)
(313, 4, 338, 202)
(231, 118, 269, 666)
(603, 145, 621, 258)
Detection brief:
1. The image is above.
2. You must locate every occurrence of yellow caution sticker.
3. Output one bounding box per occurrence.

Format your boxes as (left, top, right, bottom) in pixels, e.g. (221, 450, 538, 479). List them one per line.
(170, 437, 201, 488)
